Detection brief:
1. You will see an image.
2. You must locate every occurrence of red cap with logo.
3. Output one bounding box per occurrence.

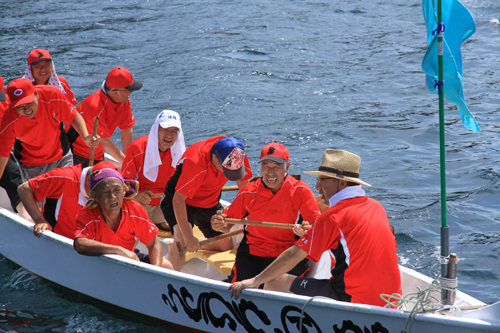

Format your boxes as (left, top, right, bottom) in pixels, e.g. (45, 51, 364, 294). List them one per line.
(259, 142, 289, 164)
(105, 67, 143, 91)
(27, 49, 52, 66)
(6, 78, 36, 108)
(92, 161, 122, 174)
(0, 74, 6, 102)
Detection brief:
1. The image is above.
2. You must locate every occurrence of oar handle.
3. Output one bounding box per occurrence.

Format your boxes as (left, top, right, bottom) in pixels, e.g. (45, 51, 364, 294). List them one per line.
(145, 188, 163, 199)
(88, 116, 100, 167)
(216, 210, 310, 230)
(176, 228, 244, 260)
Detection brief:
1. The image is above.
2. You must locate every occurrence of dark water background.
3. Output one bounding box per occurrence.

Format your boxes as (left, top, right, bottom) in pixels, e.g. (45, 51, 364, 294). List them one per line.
(1, 0, 499, 331)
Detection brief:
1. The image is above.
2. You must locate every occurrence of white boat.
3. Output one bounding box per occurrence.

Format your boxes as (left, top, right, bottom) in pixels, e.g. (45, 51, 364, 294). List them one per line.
(1, 194, 499, 333)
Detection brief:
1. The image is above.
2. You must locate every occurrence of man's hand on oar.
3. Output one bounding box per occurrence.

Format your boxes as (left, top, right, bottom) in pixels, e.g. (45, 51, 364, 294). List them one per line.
(176, 229, 244, 260)
(211, 211, 232, 233)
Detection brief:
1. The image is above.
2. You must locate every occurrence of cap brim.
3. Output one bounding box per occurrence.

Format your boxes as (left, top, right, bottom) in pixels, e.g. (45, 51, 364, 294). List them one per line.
(30, 58, 52, 66)
(304, 170, 371, 187)
(12, 94, 35, 108)
(259, 156, 287, 164)
(0, 91, 5, 102)
(223, 166, 245, 182)
(126, 80, 143, 91)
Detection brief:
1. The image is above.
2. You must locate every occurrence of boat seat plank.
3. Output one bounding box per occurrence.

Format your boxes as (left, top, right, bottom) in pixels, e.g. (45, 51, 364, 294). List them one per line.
(185, 249, 236, 274)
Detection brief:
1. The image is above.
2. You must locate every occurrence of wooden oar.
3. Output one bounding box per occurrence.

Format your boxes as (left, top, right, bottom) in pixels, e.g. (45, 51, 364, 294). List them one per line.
(216, 210, 311, 231)
(88, 116, 99, 167)
(176, 228, 244, 260)
(222, 174, 301, 191)
(145, 189, 163, 199)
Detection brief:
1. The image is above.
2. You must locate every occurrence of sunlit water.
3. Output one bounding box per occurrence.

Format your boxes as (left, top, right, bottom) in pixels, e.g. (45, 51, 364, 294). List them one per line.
(1, 0, 499, 331)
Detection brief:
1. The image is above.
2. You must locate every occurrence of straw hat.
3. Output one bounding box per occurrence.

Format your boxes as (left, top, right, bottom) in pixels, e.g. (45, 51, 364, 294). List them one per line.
(304, 149, 371, 187)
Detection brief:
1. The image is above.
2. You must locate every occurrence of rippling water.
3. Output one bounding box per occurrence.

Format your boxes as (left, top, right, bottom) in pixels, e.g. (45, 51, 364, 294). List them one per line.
(1, 0, 499, 331)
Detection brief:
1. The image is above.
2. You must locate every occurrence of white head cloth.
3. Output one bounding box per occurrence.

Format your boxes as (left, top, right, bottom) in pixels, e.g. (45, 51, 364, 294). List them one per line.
(143, 110, 186, 182)
(23, 62, 66, 95)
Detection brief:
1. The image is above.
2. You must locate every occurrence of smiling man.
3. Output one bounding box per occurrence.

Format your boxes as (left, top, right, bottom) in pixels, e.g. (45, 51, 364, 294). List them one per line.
(0, 78, 98, 181)
(69, 67, 142, 166)
(122, 110, 186, 230)
(212, 142, 320, 283)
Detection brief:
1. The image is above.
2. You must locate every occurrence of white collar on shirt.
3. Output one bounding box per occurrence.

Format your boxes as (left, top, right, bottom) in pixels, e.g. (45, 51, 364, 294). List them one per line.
(328, 185, 365, 207)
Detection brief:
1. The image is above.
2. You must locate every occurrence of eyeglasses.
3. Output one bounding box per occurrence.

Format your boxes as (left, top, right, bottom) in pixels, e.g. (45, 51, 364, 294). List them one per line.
(111, 88, 133, 93)
(316, 176, 334, 182)
(160, 129, 180, 135)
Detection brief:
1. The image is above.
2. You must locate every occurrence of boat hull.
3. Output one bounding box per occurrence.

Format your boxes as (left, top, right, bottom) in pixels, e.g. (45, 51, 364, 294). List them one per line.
(1, 208, 499, 333)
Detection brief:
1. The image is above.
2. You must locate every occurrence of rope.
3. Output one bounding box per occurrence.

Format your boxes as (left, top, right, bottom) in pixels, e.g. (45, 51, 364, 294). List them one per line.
(432, 22, 445, 37)
(298, 296, 331, 332)
(434, 79, 445, 95)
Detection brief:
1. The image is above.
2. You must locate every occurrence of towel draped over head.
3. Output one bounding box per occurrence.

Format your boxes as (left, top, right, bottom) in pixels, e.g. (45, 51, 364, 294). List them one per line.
(24, 62, 66, 95)
(86, 168, 138, 209)
(143, 110, 186, 182)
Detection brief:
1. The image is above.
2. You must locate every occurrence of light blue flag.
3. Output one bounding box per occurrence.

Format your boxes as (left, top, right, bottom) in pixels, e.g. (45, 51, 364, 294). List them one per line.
(421, 0, 479, 133)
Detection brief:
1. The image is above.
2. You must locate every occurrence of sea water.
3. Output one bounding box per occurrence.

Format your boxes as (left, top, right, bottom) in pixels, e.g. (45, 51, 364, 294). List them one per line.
(1, 0, 499, 331)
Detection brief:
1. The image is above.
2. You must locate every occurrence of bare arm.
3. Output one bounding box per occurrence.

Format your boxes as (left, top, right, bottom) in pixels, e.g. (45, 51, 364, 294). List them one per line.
(173, 191, 200, 252)
(121, 127, 133, 154)
(71, 113, 100, 148)
(228, 245, 308, 299)
(236, 179, 249, 189)
(17, 182, 51, 237)
(145, 235, 164, 266)
(100, 138, 125, 163)
(74, 238, 139, 261)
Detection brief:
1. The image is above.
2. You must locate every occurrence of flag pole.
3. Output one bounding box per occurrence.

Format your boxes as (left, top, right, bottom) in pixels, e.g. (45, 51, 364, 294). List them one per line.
(436, 0, 450, 305)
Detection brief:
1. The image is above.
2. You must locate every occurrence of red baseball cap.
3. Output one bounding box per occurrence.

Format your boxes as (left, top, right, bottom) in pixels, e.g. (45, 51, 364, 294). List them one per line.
(259, 142, 289, 164)
(92, 161, 122, 174)
(105, 67, 142, 90)
(27, 49, 52, 66)
(7, 78, 36, 108)
(0, 74, 5, 102)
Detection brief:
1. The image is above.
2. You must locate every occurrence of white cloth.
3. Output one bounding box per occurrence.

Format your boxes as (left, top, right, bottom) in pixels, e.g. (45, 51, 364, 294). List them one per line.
(329, 185, 365, 207)
(78, 166, 92, 206)
(143, 110, 186, 182)
(24, 62, 66, 95)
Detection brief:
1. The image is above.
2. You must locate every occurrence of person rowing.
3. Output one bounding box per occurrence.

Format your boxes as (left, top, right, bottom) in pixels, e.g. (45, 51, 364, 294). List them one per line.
(211, 142, 320, 283)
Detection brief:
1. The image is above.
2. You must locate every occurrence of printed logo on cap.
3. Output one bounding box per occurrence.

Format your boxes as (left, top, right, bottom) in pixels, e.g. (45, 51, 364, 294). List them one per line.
(222, 148, 245, 170)
(267, 147, 275, 155)
(14, 89, 23, 96)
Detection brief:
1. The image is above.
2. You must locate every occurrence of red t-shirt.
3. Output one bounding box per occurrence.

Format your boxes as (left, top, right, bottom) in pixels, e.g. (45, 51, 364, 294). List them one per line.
(29, 164, 86, 239)
(72, 89, 135, 159)
(74, 199, 158, 252)
(58, 76, 78, 106)
(0, 85, 77, 165)
(175, 135, 253, 208)
(224, 176, 320, 257)
(122, 135, 176, 206)
(296, 196, 401, 307)
(0, 96, 10, 122)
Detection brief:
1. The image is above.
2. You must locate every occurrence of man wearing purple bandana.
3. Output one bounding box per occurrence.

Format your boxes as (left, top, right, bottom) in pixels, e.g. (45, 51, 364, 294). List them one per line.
(74, 168, 173, 269)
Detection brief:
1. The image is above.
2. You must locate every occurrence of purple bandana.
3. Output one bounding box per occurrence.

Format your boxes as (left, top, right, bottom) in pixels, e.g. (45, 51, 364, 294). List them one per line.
(86, 168, 138, 209)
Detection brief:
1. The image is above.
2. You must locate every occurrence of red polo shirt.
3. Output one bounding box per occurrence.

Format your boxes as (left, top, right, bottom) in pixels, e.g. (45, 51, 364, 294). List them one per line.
(175, 135, 253, 208)
(0, 85, 77, 165)
(72, 89, 135, 159)
(122, 135, 176, 206)
(29, 164, 86, 239)
(74, 199, 158, 252)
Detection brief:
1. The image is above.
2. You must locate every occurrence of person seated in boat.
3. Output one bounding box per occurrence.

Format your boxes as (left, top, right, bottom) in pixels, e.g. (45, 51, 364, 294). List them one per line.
(17, 161, 120, 239)
(160, 136, 253, 271)
(122, 110, 186, 231)
(228, 149, 401, 308)
(211, 142, 321, 283)
(23, 48, 78, 106)
(68, 67, 142, 167)
(0, 74, 33, 223)
(0, 78, 99, 181)
(74, 168, 173, 269)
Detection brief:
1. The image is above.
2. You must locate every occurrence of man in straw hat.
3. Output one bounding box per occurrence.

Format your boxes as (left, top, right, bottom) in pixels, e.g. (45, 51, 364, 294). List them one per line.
(228, 149, 401, 307)
(74, 167, 173, 269)
(122, 110, 186, 230)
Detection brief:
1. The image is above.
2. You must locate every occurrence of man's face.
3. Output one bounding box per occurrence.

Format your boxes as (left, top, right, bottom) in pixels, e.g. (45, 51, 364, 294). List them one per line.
(261, 160, 289, 193)
(108, 88, 132, 104)
(31, 60, 52, 84)
(315, 176, 340, 206)
(158, 126, 179, 152)
(92, 178, 125, 215)
(14, 90, 39, 119)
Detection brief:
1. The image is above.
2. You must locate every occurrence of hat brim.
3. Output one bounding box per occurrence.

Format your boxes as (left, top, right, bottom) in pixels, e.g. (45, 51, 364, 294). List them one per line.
(11, 93, 35, 108)
(30, 58, 52, 66)
(259, 156, 287, 164)
(223, 166, 245, 182)
(304, 170, 371, 187)
(126, 80, 143, 91)
(0, 90, 5, 102)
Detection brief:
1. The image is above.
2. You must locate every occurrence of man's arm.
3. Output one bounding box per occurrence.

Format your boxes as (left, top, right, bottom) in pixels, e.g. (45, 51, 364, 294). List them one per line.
(121, 127, 133, 155)
(236, 179, 249, 189)
(228, 245, 308, 300)
(0, 156, 8, 180)
(17, 182, 52, 237)
(70, 113, 100, 149)
(100, 138, 125, 163)
(74, 238, 139, 261)
(145, 235, 164, 266)
(172, 190, 200, 252)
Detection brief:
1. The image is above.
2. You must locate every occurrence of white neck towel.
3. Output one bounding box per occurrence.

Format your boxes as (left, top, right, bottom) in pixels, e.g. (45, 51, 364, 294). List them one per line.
(143, 110, 186, 182)
(329, 185, 365, 207)
(24, 62, 66, 95)
(78, 166, 92, 206)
